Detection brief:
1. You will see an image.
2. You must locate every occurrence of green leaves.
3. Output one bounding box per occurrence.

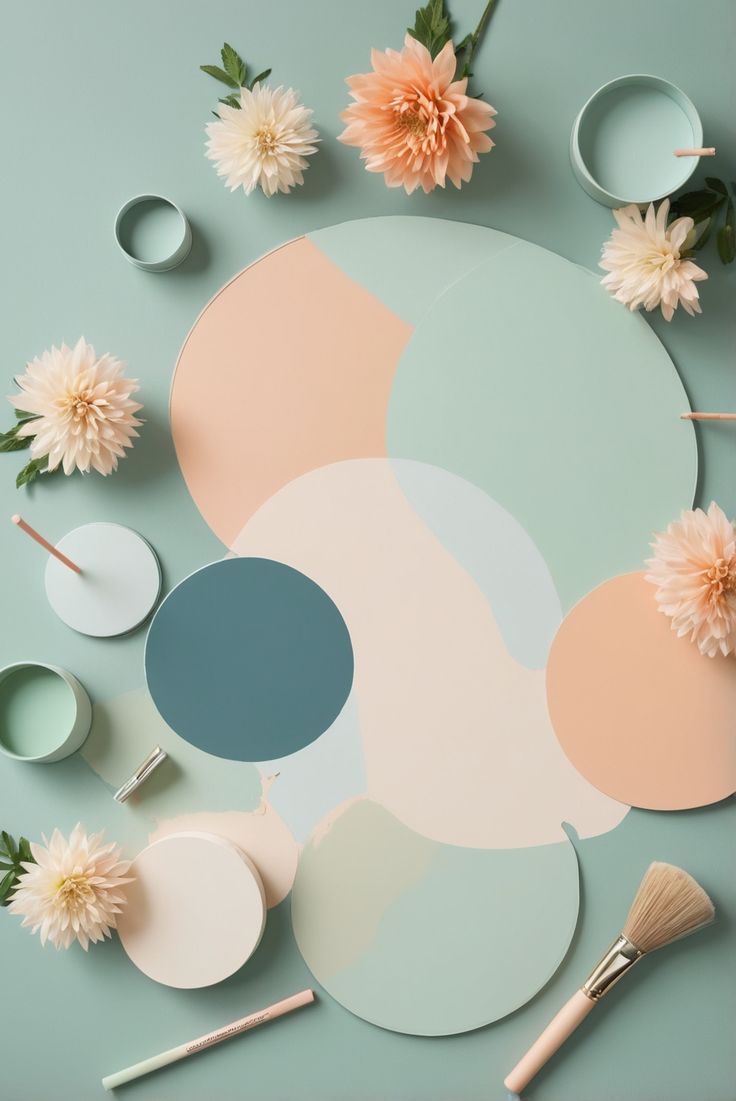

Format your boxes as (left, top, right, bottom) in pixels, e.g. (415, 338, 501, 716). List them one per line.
(453, 31, 475, 79)
(407, 0, 498, 93)
(718, 197, 735, 264)
(200, 43, 273, 116)
(671, 177, 736, 265)
(408, 0, 452, 58)
(221, 42, 247, 85)
(16, 455, 48, 489)
(249, 68, 272, 88)
(200, 64, 239, 89)
(705, 176, 728, 196)
(0, 422, 32, 453)
(0, 830, 36, 906)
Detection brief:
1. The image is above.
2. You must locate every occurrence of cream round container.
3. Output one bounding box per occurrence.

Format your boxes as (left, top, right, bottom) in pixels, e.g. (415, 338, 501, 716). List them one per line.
(0, 662, 92, 763)
(570, 75, 703, 207)
(114, 194, 192, 271)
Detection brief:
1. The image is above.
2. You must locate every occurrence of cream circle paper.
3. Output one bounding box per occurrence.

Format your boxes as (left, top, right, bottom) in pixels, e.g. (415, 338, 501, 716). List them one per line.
(45, 522, 161, 637)
(117, 831, 266, 988)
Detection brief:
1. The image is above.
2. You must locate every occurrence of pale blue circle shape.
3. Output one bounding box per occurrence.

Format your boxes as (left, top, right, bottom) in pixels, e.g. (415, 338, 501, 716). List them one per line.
(145, 558, 354, 762)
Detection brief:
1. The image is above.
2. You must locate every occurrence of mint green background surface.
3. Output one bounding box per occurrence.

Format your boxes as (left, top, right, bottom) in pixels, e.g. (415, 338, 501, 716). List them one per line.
(0, 1, 734, 1098)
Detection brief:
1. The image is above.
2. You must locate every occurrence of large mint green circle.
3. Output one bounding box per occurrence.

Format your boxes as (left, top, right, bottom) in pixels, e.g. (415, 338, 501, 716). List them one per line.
(145, 558, 354, 762)
(292, 800, 579, 1035)
(387, 240, 696, 611)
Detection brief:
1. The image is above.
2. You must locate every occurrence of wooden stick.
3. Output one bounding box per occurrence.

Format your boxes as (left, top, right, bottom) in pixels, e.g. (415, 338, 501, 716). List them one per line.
(673, 147, 716, 157)
(681, 412, 736, 421)
(11, 514, 82, 573)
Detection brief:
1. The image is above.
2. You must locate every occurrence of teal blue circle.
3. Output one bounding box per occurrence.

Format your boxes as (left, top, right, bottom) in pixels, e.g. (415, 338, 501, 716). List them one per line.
(145, 558, 354, 761)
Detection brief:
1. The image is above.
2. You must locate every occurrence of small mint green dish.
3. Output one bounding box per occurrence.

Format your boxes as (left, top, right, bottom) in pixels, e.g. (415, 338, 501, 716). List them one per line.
(0, 662, 92, 763)
(114, 194, 192, 272)
(570, 75, 703, 207)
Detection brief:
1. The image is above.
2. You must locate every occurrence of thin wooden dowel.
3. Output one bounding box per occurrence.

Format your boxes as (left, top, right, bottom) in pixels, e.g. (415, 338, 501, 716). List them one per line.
(11, 515, 82, 573)
(681, 412, 736, 422)
(673, 147, 716, 157)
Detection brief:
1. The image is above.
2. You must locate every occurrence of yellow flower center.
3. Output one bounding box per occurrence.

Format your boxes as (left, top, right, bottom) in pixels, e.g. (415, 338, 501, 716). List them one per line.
(63, 389, 98, 423)
(397, 111, 428, 137)
(255, 126, 278, 154)
(705, 558, 736, 602)
(55, 872, 94, 911)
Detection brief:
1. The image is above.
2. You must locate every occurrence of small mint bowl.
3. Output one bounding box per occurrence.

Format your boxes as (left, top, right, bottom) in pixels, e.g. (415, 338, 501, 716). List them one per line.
(114, 194, 192, 272)
(0, 662, 92, 763)
(570, 75, 703, 207)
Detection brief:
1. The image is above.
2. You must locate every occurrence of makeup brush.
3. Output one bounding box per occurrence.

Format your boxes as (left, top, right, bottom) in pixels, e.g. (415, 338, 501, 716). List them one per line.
(504, 862, 714, 1096)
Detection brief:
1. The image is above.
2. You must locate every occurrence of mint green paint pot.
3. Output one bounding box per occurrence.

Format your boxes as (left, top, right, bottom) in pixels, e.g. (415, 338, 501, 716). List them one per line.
(570, 75, 703, 206)
(114, 194, 192, 271)
(0, 662, 92, 763)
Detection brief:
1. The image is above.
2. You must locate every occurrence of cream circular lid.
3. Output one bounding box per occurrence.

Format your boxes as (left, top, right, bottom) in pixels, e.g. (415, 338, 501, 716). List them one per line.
(117, 831, 266, 988)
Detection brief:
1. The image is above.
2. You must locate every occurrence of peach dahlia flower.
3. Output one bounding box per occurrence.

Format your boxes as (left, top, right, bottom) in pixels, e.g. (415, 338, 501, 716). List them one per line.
(646, 503, 736, 658)
(339, 35, 496, 193)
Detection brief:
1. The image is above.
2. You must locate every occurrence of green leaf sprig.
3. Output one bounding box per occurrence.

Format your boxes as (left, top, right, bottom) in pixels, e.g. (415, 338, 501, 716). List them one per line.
(671, 177, 735, 265)
(0, 407, 56, 489)
(0, 831, 36, 906)
(408, 0, 499, 90)
(200, 43, 273, 118)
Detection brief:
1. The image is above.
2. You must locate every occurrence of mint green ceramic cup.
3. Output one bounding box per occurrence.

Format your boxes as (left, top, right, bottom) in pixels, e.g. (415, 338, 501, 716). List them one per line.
(570, 74, 703, 207)
(0, 662, 92, 763)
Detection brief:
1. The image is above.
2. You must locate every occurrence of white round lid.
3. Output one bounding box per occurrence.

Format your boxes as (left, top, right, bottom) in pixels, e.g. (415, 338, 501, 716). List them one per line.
(45, 522, 161, 638)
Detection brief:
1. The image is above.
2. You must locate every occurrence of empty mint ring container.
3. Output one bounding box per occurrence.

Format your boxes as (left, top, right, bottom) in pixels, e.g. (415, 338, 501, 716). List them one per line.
(114, 194, 192, 271)
(0, 662, 92, 763)
(570, 75, 703, 207)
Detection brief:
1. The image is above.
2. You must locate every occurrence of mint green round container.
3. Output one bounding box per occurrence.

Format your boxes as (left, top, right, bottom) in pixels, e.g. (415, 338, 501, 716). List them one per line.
(570, 75, 703, 207)
(0, 661, 92, 763)
(114, 194, 192, 272)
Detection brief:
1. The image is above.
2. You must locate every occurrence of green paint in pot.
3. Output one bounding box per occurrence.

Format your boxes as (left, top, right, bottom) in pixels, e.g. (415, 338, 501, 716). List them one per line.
(117, 198, 184, 263)
(579, 86, 692, 200)
(0, 665, 77, 759)
(571, 75, 703, 206)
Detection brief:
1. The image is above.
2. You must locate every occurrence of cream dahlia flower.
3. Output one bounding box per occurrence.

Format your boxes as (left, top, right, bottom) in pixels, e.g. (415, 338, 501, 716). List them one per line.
(206, 84, 319, 197)
(8, 824, 133, 950)
(599, 200, 707, 321)
(646, 503, 736, 658)
(8, 337, 142, 476)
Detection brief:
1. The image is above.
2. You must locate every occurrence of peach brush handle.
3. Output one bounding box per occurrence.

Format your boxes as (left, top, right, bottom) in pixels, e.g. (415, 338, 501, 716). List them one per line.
(504, 989, 595, 1095)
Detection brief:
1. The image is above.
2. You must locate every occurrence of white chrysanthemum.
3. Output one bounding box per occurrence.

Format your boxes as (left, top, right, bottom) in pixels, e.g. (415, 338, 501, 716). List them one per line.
(600, 199, 707, 321)
(645, 502, 736, 658)
(205, 83, 319, 197)
(8, 337, 143, 476)
(8, 824, 133, 951)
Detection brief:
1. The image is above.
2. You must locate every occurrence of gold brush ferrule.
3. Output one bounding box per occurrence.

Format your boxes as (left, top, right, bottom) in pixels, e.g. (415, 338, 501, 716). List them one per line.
(581, 934, 644, 1001)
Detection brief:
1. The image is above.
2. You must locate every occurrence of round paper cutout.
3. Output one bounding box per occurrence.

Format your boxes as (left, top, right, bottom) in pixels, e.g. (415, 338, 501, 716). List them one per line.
(291, 799, 579, 1035)
(117, 831, 266, 988)
(145, 557, 354, 762)
(45, 523, 161, 637)
(547, 572, 736, 809)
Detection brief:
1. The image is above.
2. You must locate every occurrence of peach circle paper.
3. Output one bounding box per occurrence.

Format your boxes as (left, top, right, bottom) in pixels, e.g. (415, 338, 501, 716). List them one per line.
(171, 237, 411, 547)
(547, 572, 736, 810)
(116, 831, 266, 988)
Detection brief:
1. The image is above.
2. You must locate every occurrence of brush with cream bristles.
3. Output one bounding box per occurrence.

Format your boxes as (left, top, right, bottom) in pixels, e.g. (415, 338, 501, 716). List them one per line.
(504, 862, 715, 1096)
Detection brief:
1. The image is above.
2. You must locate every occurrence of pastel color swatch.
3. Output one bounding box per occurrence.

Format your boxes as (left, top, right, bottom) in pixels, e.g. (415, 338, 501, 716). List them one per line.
(547, 572, 736, 809)
(117, 831, 266, 988)
(292, 799, 579, 1035)
(145, 557, 354, 762)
